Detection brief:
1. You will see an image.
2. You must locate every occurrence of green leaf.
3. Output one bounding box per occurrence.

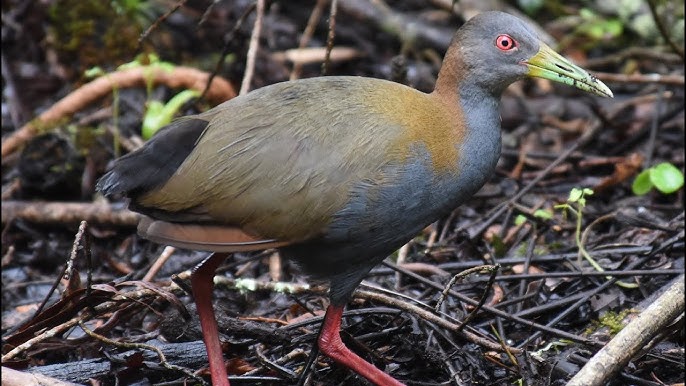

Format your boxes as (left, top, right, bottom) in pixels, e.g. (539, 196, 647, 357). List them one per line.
(142, 101, 165, 139)
(649, 163, 684, 194)
(568, 188, 583, 203)
(142, 89, 200, 139)
(534, 209, 553, 220)
(84, 66, 105, 78)
(579, 8, 595, 20)
(632, 169, 653, 195)
(515, 214, 527, 226)
(554, 204, 569, 210)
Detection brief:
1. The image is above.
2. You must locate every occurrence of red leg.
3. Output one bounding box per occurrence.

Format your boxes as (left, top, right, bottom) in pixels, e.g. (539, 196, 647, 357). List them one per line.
(190, 253, 231, 386)
(318, 305, 405, 386)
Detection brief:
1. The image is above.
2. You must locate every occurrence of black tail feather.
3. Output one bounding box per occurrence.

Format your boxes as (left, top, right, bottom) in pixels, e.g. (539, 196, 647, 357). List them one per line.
(96, 117, 209, 199)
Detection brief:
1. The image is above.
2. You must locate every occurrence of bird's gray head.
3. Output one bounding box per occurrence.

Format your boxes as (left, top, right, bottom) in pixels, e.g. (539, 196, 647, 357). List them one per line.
(441, 11, 612, 98)
(450, 11, 540, 95)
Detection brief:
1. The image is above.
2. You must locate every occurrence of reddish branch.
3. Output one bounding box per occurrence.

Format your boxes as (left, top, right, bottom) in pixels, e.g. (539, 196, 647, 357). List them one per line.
(1, 66, 236, 158)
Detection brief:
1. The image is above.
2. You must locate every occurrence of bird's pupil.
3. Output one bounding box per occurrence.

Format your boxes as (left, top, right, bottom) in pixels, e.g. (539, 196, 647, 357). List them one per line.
(496, 35, 515, 51)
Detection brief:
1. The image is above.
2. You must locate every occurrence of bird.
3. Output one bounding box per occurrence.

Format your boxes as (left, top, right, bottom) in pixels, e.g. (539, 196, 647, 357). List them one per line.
(97, 11, 612, 386)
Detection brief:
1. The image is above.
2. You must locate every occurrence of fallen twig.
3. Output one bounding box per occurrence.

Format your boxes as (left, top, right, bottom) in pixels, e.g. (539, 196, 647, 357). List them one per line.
(567, 275, 685, 386)
(1, 200, 139, 226)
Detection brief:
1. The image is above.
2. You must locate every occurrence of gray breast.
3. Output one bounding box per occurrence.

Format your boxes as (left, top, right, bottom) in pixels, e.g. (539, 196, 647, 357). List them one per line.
(283, 89, 503, 304)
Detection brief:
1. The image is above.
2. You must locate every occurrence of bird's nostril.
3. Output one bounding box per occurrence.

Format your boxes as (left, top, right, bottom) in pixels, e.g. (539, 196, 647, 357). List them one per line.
(556, 64, 572, 73)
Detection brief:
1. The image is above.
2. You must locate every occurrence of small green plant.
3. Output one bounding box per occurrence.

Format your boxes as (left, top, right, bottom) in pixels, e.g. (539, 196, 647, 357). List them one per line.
(576, 8, 623, 41)
(555, 188, 636, 289)
(85, 54, 200, 146)
(120, 54, 199, 139)
(142, 89, 199, 139)
(514, 209, 553, 226)
(632, 162, 684, 195)
(555, 188, 595, 265)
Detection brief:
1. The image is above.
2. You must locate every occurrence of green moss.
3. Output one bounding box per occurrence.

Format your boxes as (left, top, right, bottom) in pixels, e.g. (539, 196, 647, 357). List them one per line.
(586, 309, 636, 335)
(47, 0, 150, 75)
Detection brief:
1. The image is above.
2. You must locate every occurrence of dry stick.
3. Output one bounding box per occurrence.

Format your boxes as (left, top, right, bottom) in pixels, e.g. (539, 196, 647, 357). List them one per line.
(1, 51, 26, 129)
(438, 210, 458, 243)
(1, 178, 20, 201)
(434, 265, 497, 313)
(142, 246, 177, 282)
(138, 0, 189, 46)
(275, 47, 361, 66)
(243, 348, 307, 377)
(1, 201, 139, 226)
(425, 326, 462, 385)
(3, 313, 84, 361)
(290, 0, 328, 80)
(453, 265, 499, 333)
(397, 262, 449, 277)
(425, 222, 440, 249)
(254, 344, 299, 380)
(433, 245, 663, 274)
(174, 271, 313, 295)
(340, 0, 454, 50)
(583, 46, 683, 68)
(646, 0, 685, 60)
(567, 275, 685, 386)
(394, 242, 411, 291)
(1, 367, 80, 386)
(473, 269, 683, 282)
(321, 0, 338, 75)
(515, 230, 538, 315)
(202, 3, 256, 101)
(65, 221, 88, 284)
(13, 221, 89, 337)
(198, 0, 221, 26)
(240, 0, 265, 95)
(593, 71, 684, 86)
(1, 66, 235, 158)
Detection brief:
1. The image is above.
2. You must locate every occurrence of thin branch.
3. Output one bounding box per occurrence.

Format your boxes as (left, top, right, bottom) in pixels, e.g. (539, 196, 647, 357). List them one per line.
(240, 0, 265, 95)
(321, 0, 338, 75)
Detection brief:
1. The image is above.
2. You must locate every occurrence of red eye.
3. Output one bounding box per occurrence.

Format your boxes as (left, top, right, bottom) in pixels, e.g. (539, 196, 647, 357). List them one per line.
(495, 34, 518, 51)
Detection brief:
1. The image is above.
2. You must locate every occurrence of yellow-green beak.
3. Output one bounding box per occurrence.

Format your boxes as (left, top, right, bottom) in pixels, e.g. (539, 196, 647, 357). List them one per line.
(524, 42, 613, 98)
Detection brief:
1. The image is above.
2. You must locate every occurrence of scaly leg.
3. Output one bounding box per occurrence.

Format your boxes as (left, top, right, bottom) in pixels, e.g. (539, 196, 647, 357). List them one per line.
(318, 305, 405, 386)
(190, 252, 231, 386)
